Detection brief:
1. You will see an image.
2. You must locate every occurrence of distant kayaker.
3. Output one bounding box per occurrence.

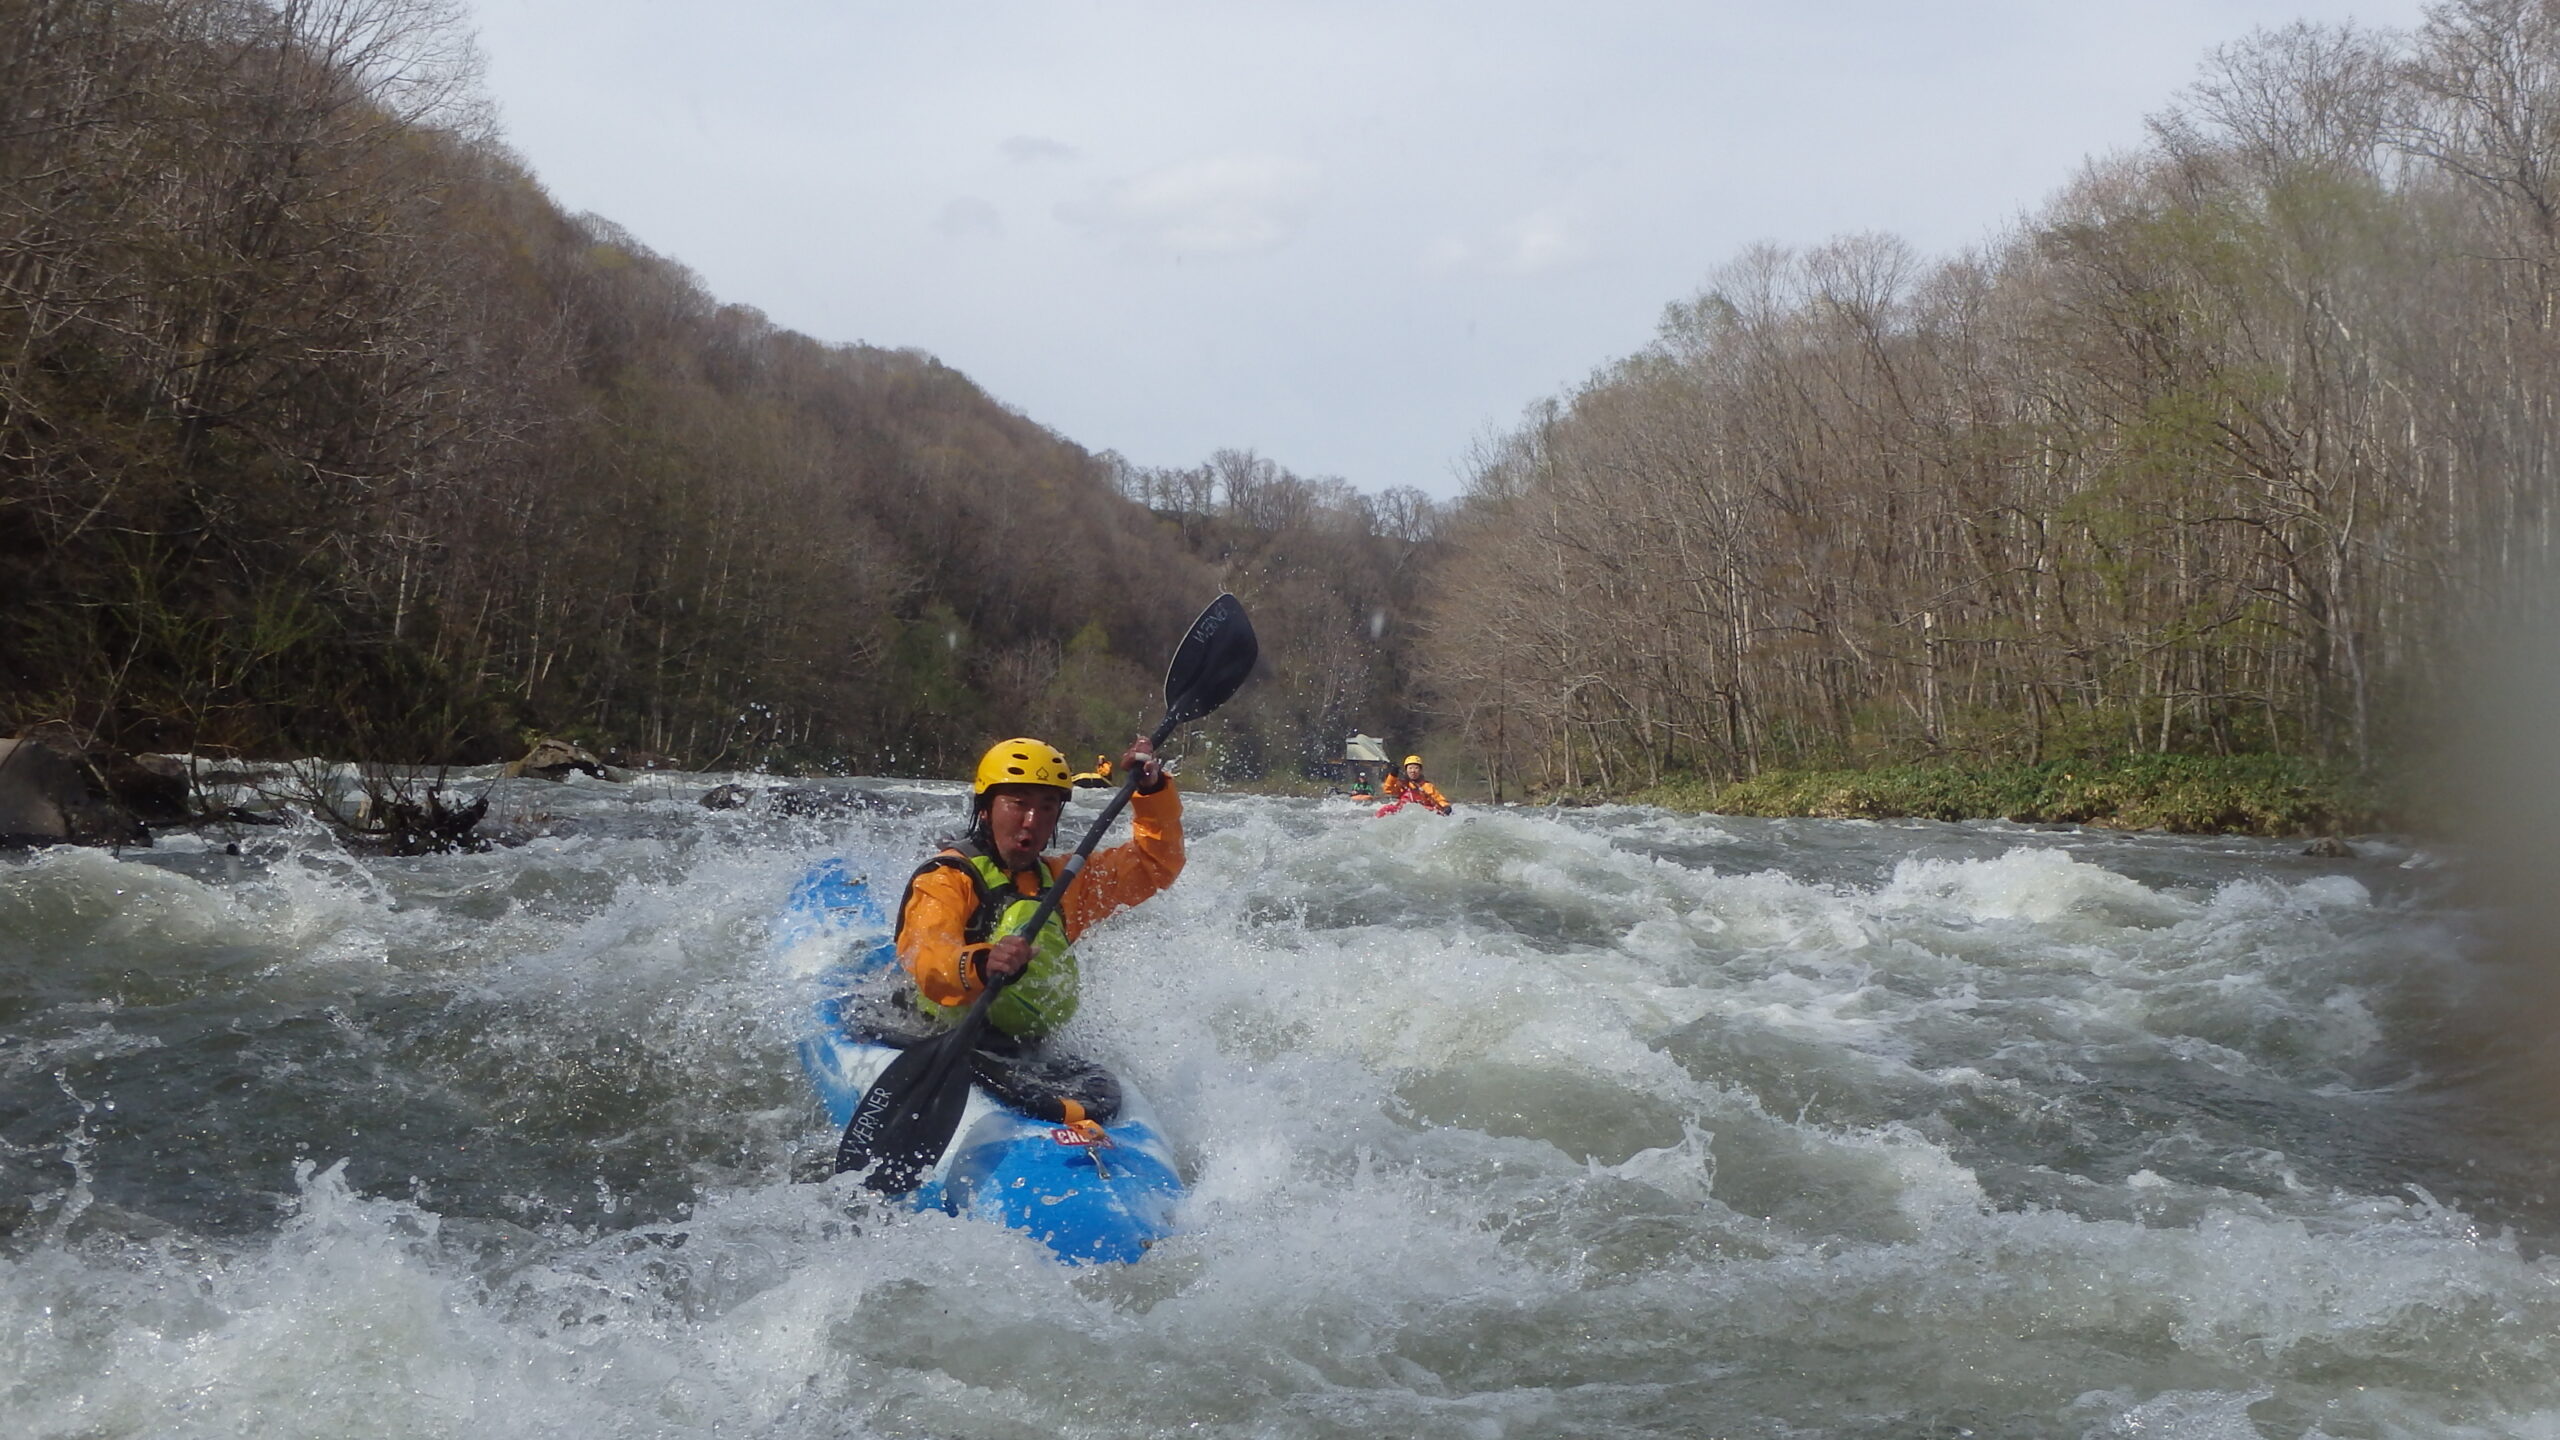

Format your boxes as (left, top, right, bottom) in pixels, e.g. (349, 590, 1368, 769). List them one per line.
(896, 736, 1181, 1041)
(1382, 754, 1453, 814)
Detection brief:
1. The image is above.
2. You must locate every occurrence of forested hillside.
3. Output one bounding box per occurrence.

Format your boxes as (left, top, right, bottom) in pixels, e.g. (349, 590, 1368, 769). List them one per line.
(0, 0, 1434, 779)
(21, 0, 2560, 806)
(1424, 2, 2560, 797)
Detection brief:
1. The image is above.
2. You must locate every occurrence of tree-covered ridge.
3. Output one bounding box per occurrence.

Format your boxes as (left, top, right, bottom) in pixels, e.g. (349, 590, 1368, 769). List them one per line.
(22, 0, 2556, 813)
(0, 0, 1435, 779)
(1423, 4, 2560, 798)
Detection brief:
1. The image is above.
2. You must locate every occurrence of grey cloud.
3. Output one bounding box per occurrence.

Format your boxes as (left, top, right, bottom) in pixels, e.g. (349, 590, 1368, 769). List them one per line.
(1055, 154, 1320, 258)
(1001, 135, 1080, 164)
(1427, 209, 1586, 276)
(935, 196, 1005, 242)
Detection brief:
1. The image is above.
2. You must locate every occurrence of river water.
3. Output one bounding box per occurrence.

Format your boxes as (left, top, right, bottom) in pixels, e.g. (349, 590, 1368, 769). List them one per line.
(4, 770, 2556, 1438)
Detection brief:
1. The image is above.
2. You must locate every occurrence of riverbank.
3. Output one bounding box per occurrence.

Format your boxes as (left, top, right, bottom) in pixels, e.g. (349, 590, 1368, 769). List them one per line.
(1626, 754, 2388, 837)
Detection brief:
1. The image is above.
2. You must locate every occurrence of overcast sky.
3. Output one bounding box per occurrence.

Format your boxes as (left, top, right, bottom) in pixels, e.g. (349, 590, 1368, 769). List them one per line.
(459, 1, 2437, 498)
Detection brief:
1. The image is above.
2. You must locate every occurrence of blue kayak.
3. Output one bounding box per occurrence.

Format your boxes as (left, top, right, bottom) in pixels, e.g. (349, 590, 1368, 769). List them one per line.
(776, 858, 1185, 1264)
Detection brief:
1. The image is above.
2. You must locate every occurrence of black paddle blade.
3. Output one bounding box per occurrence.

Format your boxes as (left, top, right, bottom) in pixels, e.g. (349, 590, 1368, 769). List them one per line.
(1162, 593, 1258, 729)
(834, 1026, 979, 1193)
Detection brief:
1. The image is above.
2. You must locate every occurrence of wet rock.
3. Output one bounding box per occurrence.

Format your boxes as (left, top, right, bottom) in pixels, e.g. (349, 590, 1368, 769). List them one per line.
(506, 738, 611, 782)
(102, 753, 191, 825)
(0, 738, 77, 844)
(2302, 835, 2357, 858)
(216, 805, 290, 827)
(0, 731, 151, 847)
(768, 786, 898, 818)
(697, 783, 910, 816)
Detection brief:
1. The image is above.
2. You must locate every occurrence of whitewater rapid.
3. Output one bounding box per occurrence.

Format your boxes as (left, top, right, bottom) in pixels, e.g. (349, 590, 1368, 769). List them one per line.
(3, 773, 2554, 1438)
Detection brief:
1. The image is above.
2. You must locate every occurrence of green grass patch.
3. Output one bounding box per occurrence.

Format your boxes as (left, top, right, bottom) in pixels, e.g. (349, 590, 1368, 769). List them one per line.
(1630, 754, 2386, 836)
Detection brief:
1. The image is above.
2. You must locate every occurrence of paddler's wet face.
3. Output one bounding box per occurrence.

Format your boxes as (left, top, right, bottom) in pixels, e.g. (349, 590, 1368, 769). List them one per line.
(984, 785, 1065, 869)
(1404, 763, 1424, 781)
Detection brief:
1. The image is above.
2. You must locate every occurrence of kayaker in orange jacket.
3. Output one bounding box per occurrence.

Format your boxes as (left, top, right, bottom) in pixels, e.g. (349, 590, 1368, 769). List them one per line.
(1381, 754, 1454, 814)
(894, 735, 1182, 1040)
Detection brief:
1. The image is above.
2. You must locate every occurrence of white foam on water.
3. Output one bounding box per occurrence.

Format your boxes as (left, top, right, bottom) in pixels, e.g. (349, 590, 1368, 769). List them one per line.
(2071, 1387, 2276, 1439)
(1882, 845, 2196, 931)
(6, 789, 2558, 1436)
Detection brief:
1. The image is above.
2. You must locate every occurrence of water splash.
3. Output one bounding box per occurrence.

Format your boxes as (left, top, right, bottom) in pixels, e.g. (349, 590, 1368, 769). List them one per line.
(0, 785, 2549, 1436)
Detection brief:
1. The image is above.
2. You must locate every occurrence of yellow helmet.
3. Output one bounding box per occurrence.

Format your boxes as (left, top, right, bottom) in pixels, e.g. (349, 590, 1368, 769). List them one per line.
(1403, 754, 1424, 767)
(974, 738, 1075, 795)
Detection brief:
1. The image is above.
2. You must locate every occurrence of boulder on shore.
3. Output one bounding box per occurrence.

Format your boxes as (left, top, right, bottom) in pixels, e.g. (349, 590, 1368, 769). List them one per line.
(0, 731, 152, 847)
(101, 752, 190, 825)
(506, 738, 613, 782)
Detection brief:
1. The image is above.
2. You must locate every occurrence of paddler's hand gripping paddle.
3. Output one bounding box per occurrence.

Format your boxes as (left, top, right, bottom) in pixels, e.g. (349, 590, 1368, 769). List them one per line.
(833, 593, 1258, 1193)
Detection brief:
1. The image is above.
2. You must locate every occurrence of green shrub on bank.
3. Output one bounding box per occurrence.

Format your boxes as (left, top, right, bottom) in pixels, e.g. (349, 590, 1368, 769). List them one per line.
(1630, 754, 2386, 836)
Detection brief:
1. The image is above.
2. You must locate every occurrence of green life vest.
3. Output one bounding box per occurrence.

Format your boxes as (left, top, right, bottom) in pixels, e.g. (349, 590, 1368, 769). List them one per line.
(897, 843, 1080, 1038)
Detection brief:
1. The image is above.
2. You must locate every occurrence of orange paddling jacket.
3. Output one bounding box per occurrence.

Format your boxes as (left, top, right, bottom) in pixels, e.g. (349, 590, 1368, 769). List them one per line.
(1382, 773, 1452, 813)
(896, 781, 1184, 1037)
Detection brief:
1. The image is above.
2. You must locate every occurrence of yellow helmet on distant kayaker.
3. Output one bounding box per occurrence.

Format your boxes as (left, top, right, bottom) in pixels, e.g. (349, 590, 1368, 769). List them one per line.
(1403, 754, 1424, 767)
(974, 738, 1075, 794)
